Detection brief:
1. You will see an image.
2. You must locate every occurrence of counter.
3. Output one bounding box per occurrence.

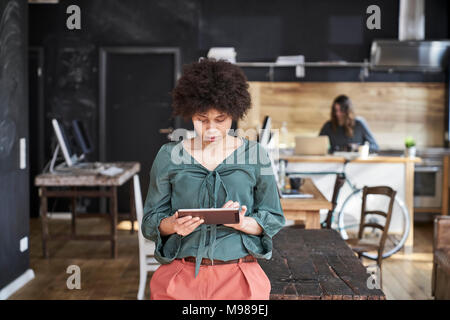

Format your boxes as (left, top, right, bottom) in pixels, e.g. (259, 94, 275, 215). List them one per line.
(280, 155, 421, 164)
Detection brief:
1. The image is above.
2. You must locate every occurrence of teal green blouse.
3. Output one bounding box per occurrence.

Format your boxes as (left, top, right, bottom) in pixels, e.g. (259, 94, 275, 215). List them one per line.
(141, 136, 285, 277)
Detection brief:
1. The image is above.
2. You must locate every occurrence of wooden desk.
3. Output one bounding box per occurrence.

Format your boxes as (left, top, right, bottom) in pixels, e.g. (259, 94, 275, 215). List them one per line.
(35, 162, 140, 259)
(259, 228, 386, 300)
(281, 178, 332, 229)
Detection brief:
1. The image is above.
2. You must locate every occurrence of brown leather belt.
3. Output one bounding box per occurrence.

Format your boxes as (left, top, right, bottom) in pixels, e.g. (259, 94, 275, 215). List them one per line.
(179, 255, 257, 266)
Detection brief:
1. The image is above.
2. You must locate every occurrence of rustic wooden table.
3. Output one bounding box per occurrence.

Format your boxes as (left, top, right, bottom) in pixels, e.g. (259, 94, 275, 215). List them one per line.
(258, 228, 386, 300)
(280, 178, 332, 229)
(35, 162, 140, 259)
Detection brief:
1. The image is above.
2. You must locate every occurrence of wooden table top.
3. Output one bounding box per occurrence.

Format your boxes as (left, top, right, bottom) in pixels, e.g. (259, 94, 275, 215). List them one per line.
(35, 162, 140, 187)
(258, 228, 386, 300)
(280, 178, 332, 211)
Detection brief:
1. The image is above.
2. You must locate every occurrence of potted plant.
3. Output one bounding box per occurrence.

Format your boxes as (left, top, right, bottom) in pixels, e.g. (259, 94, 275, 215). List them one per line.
(404, 136, 416, 158)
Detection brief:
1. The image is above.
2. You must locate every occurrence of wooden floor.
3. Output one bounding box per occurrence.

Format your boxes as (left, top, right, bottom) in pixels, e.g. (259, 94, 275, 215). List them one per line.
(9, 217, 434, 300)
(371, 221, 434, 300)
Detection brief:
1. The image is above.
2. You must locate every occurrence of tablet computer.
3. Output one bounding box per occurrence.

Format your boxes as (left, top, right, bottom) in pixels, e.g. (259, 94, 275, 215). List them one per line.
(177, 208, 240, 225)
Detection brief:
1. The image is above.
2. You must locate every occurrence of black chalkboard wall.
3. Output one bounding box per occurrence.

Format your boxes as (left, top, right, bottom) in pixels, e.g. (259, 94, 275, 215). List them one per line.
(27, 0, 449, 214)
(0, 0, 29, 290)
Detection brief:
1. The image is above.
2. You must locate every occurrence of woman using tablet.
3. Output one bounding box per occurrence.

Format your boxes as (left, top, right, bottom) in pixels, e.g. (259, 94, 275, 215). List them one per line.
(141, 58, 285, 300)
(319, 95, 379, 153)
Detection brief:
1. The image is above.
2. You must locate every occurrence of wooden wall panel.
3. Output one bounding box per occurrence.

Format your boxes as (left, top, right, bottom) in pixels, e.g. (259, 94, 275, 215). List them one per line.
(238, 82, 446, 149)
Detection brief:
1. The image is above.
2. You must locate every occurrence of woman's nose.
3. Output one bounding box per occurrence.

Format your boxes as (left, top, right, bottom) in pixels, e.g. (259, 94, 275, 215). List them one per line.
(202, 121, 214, 130)
(205, 126, 220, 134)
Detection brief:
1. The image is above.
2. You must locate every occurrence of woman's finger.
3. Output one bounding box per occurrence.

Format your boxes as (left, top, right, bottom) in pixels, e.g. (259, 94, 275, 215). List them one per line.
(182, 217, 201, 228)
(176, 220, 200, 236)
(185, 219, 204, 233)
(176, 215, 193, 224)
(192, 219, 204, 228)
(222, 200, 234, 208)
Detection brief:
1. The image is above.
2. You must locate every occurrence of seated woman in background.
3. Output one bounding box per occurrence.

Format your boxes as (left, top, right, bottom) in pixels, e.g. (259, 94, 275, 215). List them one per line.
(319, 94, 380, 153)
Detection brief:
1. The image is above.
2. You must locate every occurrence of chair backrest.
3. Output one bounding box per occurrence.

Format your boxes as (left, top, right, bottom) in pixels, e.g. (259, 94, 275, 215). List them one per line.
(133, 174, 155, 255)
(358, 186, 397, 261)
(133, 174, 144, 228)
(323, 173, 346, 229)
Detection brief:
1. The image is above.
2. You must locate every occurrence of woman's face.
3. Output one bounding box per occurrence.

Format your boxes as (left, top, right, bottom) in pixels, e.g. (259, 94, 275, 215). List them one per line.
(333, 103, 345, 126)
(192, 108, 233, 142)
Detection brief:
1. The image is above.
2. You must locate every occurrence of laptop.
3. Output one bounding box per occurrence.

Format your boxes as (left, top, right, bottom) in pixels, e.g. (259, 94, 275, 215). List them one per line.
(294, 136, 329, 156)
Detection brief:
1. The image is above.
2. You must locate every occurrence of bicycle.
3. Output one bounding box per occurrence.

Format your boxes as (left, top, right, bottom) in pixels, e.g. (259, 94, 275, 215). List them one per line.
(284, 160, 411, 261)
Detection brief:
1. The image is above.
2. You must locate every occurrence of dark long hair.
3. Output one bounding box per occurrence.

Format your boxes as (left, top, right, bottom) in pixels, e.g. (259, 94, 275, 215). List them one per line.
(331, 95, 355, 137)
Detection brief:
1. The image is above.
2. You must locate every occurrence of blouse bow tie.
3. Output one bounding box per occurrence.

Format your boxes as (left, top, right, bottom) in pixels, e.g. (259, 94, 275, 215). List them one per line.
(191, 166, 241, 277)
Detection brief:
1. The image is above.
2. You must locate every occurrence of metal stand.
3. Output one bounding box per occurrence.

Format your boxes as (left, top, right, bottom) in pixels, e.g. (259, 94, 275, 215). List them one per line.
(41, 144, 66, 174)
(49, 144, 62, 173)
(46, 145, 87, 174)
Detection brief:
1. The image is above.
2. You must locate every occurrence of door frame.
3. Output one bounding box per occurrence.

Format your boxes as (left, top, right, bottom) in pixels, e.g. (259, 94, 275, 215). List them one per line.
(28, 46, 45, 218)
(98, 46, 181, 162)
(29, 46, 45, 171)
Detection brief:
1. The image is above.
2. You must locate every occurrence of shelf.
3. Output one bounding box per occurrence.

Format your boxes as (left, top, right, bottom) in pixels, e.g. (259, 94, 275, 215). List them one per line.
(234, 60, 370, 80)
(235, 61, 370, 68)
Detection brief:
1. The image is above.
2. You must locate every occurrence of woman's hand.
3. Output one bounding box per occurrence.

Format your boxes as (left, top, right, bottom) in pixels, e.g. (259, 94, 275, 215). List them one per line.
(222, 200, 249, 232)
(159, 211, 204, 237)
(222, 200, 263, 235)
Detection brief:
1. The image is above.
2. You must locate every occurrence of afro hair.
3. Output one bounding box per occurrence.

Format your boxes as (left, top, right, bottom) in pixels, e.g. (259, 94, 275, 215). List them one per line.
(171, 58, 251, 122)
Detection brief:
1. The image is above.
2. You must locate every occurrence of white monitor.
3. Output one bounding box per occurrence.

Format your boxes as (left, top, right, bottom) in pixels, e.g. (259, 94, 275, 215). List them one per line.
(52, 119, 77, 167)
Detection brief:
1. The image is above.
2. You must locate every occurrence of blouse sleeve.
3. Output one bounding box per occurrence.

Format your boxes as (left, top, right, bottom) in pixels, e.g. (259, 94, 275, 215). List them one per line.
(141, 144, 180, 264)
(358, 117, 380, 153)
(241, 145, 286, 259)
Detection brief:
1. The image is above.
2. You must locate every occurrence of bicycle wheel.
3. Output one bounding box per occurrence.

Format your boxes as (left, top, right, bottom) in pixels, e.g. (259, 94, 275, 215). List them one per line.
(334, 189, 410, 260)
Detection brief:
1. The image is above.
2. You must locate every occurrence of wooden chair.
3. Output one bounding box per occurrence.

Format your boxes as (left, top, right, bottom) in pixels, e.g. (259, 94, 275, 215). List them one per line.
(345, 186, 397, 288)
(322, 173, 345, 229)
(133, 174, 160, 300)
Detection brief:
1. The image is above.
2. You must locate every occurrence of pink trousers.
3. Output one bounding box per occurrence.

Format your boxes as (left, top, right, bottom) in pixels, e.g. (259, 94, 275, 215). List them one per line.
(150, 258, 271, 300)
